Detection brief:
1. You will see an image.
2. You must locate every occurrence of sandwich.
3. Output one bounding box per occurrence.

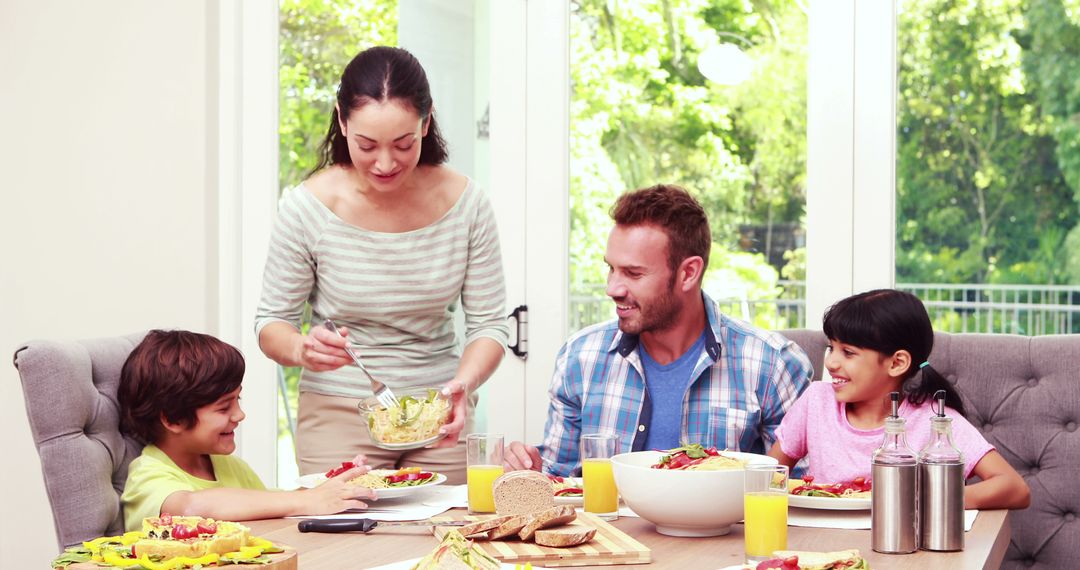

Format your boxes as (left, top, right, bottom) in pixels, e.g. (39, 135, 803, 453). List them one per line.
(753, 549, 870, 569)
(136, 515, 249, 560)
(411, 530, 501, 570)
(51, 515, 281, 569)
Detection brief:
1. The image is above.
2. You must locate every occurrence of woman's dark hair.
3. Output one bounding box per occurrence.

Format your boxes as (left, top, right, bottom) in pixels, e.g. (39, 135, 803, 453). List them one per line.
(822, 289, 966, 416)
(312, 46, 448, 174)
(118, 330, 245, 444)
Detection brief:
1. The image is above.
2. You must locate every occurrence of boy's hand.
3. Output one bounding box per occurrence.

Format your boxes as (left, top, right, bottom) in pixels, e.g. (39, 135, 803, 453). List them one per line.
(303, 465, 376, 514)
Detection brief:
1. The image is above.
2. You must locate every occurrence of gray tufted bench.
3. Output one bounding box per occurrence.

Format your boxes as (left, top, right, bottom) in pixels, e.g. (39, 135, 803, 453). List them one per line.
(13, 332, 147, 550)
(780, 329, 1080, 570)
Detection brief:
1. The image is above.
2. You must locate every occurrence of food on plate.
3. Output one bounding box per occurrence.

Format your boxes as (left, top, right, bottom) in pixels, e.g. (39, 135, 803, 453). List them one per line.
(518, 505, 578, 541)
(361, 388, 450, 446)
(352, 466, 439, 489)
(411, 529, 501, 570)
(493, 470, 556, 515)
(51, 515, 283, 569)
(547, 474, 583, 498)
(788, 475, 872, 498)
(533, 526, 598, 548)
(752, 549, 870, 569)
(651, 443, 748, 471)
(320, 461, 442, 489)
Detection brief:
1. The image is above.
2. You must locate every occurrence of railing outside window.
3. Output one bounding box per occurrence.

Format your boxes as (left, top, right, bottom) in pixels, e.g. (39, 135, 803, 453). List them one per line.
(569, 281, 1080, 336)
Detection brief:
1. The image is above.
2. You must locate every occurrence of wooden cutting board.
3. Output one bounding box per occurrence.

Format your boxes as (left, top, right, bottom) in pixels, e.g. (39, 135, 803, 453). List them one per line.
(67, 547, 297, 569)
(432, 512, 650, 567)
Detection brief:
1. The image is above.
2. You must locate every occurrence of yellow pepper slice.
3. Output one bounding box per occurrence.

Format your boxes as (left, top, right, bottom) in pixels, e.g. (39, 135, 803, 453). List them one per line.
(221, 545, 263, 560)
(136, 552, 219, 570)
(101, 548, 135, 567)
(84, 535, 124, 550)
(246, 536, 275, 551)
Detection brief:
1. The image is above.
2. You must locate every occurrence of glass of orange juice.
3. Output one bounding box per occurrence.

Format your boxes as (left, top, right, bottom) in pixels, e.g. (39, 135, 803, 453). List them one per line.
(466, 433, 504, 514)
(743, 464, 789, 563)
(581, 433, 619, 521)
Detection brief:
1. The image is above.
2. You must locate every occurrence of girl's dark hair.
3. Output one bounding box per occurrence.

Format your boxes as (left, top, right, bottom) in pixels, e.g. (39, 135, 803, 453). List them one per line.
(312, 46, 448, 175)
(822, 289, 966, 416)
(118, 330, 245, 444)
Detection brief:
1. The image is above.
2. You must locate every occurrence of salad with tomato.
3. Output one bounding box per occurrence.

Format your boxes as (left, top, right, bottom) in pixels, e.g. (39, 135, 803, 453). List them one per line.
(651, 443, 747, 471)
(789, 475, 872, 498)
(323, 461, 439, 489)
(547, 474, 583, 498)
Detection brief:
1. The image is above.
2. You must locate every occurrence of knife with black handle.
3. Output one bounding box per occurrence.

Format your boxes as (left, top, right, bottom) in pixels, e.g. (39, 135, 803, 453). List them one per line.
(297, 518, 468, 533)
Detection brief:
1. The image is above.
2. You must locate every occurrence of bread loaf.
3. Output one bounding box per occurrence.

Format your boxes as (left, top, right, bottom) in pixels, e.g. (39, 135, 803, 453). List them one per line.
(517, 505, 577, 541)
(533, 525, 597, 548)
(492, 471, 555, 515)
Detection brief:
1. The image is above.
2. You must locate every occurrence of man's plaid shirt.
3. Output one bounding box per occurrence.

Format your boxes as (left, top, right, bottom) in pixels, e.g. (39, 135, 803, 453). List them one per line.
(539, 293, 813, 477)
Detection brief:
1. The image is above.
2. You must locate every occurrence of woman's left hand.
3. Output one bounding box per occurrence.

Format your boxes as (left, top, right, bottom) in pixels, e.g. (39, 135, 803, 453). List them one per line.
(432, 379, 467, 448)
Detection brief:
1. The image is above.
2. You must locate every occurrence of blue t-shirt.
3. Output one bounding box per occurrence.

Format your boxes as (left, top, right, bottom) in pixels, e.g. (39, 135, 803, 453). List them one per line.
(641, 331, 707, 451)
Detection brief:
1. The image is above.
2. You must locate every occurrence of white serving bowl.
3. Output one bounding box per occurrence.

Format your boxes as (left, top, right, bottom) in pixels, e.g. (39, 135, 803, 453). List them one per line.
(610, 450, 777, 537)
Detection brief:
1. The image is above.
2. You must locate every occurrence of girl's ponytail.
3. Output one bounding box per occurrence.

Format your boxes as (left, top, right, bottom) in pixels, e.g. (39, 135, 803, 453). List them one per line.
(902, 363, 966, 417)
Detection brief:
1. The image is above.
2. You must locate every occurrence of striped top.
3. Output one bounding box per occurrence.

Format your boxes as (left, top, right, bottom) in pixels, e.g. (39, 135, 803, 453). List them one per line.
(254, 179, 509, 398)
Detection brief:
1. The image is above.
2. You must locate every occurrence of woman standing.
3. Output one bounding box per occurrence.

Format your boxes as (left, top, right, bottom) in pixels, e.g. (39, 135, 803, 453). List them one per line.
(255, 46, 507, 484)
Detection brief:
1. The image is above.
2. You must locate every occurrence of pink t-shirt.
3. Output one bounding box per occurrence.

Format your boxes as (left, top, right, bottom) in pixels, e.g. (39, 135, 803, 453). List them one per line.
(776, 381, 993, 483)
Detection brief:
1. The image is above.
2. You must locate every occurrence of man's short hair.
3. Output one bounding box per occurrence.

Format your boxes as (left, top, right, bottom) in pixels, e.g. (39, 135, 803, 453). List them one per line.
(118, 330, 245, 444)
(611, 183, 712, 272)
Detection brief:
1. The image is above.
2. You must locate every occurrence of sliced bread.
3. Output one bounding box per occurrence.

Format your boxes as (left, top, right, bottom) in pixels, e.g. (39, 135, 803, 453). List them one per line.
(485, 514, 531, 540)
(517, 505, 578, 541)
(533, 525, 597, 548)
(454, 515, 516, 538)
(493, 471, 556, 515)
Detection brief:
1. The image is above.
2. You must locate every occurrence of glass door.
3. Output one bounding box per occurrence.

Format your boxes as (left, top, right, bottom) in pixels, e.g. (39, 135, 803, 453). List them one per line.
(567, 2, 810, 332)
(276, 0, 516, 482)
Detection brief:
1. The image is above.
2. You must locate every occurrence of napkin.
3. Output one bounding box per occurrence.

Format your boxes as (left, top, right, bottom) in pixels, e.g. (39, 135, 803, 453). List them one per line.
(787, 507, 979, 531)
(286, 485, 464, 521)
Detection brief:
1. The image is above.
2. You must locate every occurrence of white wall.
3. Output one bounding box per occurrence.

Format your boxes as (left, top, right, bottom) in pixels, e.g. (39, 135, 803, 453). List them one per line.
(0, 1, 218, 567)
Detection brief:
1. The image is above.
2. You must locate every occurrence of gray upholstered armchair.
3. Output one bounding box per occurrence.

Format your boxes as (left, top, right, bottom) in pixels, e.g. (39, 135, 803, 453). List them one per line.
(780, 329, 1080, 570)
(13, 332, 147, 550)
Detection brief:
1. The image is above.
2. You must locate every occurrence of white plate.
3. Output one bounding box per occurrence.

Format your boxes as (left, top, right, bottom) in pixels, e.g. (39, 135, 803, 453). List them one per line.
(552, 476, 583, 507)
(787, 493, 870, 510)
(297, 471, 446, 499)
(368, 559, 545, 570)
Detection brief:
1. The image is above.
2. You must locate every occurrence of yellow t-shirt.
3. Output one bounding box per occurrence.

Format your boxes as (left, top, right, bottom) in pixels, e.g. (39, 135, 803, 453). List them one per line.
(121, 444, 266, 531)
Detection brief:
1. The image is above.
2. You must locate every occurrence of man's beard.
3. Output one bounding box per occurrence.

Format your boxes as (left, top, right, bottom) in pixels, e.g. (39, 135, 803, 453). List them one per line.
(617, 282, 683, 335)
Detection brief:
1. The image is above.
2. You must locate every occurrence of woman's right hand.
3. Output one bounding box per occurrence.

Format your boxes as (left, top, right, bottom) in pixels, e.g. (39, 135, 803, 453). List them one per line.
(295, 324, 353, 372)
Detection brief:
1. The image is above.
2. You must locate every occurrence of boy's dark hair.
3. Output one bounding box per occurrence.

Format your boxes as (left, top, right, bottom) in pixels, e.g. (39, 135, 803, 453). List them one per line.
(118, 330, 245, 444)
(611, 184, 712, 278)
(312, 45, 448, 175)
(822, 289, 966, 416)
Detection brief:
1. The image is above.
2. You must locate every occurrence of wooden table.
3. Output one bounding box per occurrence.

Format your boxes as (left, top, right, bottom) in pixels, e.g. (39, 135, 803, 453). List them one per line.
(246, 509, 1010, 569)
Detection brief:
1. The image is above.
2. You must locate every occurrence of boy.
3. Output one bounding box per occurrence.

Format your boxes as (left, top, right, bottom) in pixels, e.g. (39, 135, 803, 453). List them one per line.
(119, 329, 374, 531)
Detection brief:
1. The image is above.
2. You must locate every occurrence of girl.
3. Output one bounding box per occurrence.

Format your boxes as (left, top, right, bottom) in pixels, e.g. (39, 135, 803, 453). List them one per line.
(769, 289, 1030, 509)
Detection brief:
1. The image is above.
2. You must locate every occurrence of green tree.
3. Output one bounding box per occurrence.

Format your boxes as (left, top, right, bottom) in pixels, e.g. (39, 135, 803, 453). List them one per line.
(569, 0, 807, 311)
(1020, 0, 1080, 283)
(279, 0, 397, 194)
(896, 0, 1077, 285)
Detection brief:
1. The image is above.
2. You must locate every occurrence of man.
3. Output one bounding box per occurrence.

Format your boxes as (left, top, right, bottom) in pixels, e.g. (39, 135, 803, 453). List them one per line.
(505, 184, 813, 475)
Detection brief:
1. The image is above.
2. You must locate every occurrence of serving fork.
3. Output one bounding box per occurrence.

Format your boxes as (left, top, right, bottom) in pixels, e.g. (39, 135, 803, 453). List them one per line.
(323, 319, 401, 410)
